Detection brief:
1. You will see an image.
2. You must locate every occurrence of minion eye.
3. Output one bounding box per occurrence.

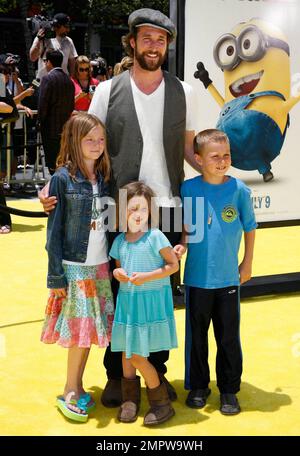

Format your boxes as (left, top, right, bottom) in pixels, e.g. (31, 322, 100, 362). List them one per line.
(217, 37, 238, 67)
(239, 28, 261, 59)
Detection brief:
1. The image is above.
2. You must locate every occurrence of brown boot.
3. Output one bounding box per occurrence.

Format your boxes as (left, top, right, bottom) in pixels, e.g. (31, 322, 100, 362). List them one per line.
(117, 377, 141, 423)
(144, 382, 175, 426)
(158, 373, 177, 401)
(101, 379, 122, 408)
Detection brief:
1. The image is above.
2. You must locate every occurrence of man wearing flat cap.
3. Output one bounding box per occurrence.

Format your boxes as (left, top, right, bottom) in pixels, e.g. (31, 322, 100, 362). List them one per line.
(40, 7, 200, 425)
(89, 7, 200, 422)
(29, 12, 78, 81)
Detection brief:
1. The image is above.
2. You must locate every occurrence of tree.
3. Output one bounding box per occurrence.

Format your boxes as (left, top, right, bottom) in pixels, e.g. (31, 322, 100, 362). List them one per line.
(0, 0, 17, 13)
(25, 1, 169, 24)
(50, 0, 169, 55)
(1, 0, 170, 71)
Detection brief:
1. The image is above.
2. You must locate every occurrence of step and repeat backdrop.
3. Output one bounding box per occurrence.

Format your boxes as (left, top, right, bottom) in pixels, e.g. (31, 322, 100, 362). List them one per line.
(184, 0, 300, 223)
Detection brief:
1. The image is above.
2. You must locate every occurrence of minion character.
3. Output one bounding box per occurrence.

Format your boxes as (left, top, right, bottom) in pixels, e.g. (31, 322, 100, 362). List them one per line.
(195, 18, 300, 182)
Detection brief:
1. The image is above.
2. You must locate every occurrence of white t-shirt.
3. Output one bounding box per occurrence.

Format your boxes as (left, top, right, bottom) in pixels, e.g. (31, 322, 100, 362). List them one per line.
(89, 75, 197, 206)
(63, 184, 109, 266)
(32, 35, 78, 80)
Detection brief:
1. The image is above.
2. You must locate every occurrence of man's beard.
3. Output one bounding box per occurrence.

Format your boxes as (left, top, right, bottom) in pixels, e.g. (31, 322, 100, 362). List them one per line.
(135, 48, 167, 71)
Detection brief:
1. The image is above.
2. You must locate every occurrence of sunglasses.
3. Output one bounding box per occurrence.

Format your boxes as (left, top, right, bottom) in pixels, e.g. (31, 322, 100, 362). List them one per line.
(78, 67, 90, 72)
(43, 58, 48, 63)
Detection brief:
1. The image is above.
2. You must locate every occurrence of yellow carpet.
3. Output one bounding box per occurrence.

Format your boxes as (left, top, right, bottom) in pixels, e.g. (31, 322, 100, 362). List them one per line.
(0, 199, 299, 436)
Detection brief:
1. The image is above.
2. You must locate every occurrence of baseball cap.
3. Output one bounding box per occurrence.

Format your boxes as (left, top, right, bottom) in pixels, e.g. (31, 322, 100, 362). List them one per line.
(53, 13, 71, 27)
(128, 8, 177, 41)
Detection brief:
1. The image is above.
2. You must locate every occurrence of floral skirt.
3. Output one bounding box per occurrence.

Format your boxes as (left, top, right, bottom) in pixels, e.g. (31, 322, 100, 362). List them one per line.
(41, 262, 114, 348)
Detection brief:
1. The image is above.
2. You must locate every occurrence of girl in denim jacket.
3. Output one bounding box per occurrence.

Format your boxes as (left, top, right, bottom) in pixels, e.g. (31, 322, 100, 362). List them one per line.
(41, 112, 114, 422)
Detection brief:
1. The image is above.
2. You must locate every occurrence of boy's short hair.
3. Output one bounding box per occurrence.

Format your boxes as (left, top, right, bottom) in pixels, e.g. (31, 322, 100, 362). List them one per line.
(194, 129, 229, 155)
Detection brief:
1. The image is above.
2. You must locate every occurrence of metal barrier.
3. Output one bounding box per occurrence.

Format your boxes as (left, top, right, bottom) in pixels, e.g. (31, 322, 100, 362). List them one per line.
(0, 110, 49, 188)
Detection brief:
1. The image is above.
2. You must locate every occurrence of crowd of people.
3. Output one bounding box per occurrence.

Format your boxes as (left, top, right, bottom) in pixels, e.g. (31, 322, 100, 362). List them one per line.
(0, 13, 114, 233)
(1, 8, 257, 427)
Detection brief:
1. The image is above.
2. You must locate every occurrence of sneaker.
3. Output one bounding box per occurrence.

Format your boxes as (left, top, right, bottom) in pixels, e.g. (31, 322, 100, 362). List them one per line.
(185, 388, 211, 408)
(101, 378, 122, 408)
(220, 393, 241, 415)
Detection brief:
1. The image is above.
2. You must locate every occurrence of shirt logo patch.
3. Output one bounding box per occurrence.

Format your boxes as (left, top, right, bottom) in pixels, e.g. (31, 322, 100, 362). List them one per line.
(222, 205, 238, 223)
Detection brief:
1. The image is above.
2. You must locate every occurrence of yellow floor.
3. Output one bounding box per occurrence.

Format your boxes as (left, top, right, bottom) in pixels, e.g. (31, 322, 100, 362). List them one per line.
(0, 199, 300, 436)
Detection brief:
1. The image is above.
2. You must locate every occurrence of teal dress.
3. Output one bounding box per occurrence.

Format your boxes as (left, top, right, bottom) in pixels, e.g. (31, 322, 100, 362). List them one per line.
(109, 228, 178, 358)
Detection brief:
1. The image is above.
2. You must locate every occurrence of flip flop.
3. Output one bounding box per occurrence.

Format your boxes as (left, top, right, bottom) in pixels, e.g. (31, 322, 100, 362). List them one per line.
(0, 225, 11, 234)
(79, 393, 96, 412)
(56, 392, 88, 423)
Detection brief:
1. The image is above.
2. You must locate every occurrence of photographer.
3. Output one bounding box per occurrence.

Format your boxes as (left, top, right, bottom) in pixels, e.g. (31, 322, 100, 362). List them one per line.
(0, 64, 15, 234)
(91, 56, 108, 82)
(29, 13, 78, 81)
(0, 54, 34, 104)
(0, 58, 34, 184)
(71, 55, 99, 112)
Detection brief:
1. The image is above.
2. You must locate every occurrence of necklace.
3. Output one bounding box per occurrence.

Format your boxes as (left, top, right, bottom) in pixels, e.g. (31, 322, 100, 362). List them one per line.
(88, 172, 97, 185)
(202, 176, 229, 227)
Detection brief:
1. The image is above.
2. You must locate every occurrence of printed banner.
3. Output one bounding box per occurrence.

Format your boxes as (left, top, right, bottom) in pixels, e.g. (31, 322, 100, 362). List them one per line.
(184, 0, 300, 222)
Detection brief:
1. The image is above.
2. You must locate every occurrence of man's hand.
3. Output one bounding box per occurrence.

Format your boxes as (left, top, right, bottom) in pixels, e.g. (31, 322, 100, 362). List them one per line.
(173, 244, 186, 261)
(51, 288, 67, 298)
(38, 181, 57, 214)
(113, 268, 130, 283)
(37, 28, 46, 40)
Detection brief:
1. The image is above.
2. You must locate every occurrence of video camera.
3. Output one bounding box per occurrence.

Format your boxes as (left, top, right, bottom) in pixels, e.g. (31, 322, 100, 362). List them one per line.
(26, 15, 54, 38)
(91, 56, 108, 78)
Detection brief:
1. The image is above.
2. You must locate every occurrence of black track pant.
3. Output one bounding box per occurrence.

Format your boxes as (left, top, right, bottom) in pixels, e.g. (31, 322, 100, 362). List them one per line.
(41, 134, 60, 175)
(185, 286, 242, 394)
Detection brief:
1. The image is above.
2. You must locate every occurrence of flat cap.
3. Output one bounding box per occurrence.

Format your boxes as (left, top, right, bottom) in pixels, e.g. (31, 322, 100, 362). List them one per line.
(128, 8, 176, 41)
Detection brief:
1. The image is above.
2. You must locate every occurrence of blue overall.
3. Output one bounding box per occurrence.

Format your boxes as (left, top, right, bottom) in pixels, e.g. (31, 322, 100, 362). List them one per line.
(216, 90, 289, 174)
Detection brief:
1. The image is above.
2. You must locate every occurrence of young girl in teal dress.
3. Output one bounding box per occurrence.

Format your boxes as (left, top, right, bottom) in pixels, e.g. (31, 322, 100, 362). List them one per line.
(41, 113, 114, 422)
(109, 181, 178, 426)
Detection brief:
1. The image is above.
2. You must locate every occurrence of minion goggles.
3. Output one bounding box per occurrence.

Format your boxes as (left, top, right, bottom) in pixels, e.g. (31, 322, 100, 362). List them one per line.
(213, 24, 290, 71)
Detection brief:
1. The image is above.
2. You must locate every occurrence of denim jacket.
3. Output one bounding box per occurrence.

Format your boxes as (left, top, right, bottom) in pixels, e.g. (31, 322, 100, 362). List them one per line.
(46, 166, 109, 289)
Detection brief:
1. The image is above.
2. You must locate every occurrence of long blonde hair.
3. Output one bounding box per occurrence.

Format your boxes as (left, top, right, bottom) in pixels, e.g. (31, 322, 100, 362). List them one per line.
(74, 55, 92, 80)
(56, 113, 111, 182)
